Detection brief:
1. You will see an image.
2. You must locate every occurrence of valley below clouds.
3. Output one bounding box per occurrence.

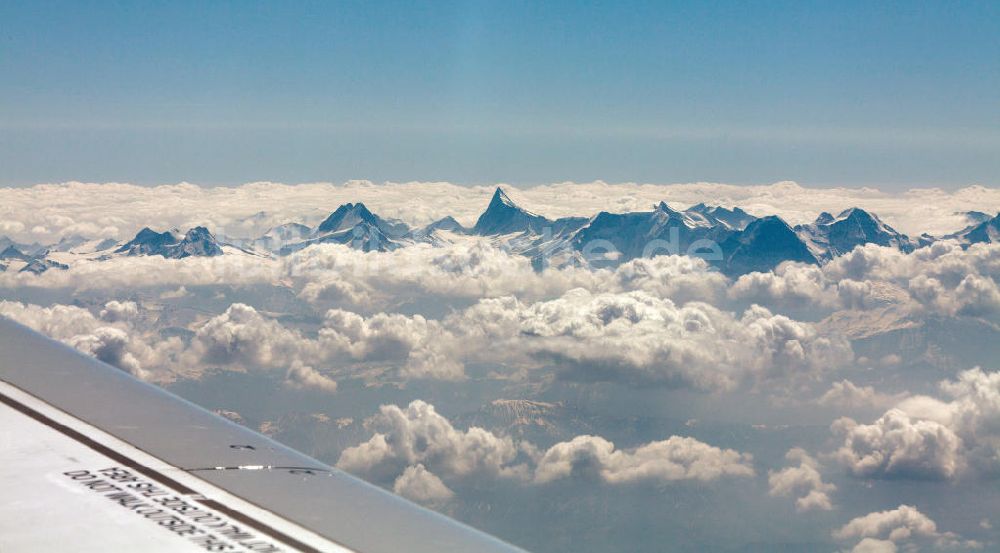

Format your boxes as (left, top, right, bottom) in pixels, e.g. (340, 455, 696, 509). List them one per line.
(3, 180, 1000, 553)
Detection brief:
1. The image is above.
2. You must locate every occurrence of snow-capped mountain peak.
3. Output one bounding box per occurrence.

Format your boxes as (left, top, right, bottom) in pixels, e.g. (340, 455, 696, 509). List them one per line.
(472, 187, 550, 235)
(115, 227, 182, 256)
(314, 202, 410, 239)
(946, 211, 1000, 246)
(0, 245, 31, 261)
(115, 226, 222, 258)
(796, 207, 913, 260)
(815, 212, 835, 225)
(315, 203, 380, 235)
(723, 215, 817, 275)
(685, 203, 757, 230)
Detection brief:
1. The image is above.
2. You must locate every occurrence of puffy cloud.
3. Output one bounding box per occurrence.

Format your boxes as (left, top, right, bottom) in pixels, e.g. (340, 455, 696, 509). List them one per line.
(908, 273, 1000, 319)
(336, 400, 527, 483)
(0, 253, 283, 291)
(318, 310, 462, 380)
(835, 368, 1000, 480)
(609, 255, 729, 304)
(834, 505, 980, 550)
(68, 327, 147, 379)
(3, 283, 853, 392)
(832, 409, 963, 480)
(729, 263, 841, 310)
(159, 286, 191, 299)
(768, 448, 836, 512)
(290, 244, 727, 310)
(185, 303, 460, 380)
(0, 221, 26, 234)
(179, 286, 853, 388)
(825, 241, 1000, 286)
(0, 300, 180, 379)
(848, 539, 897, 553)
(728, 242, 1000, 321)
(1, 301, 107, 339)
(188, 303, 311, 369)
(392, 464, 455, 504)
(341, 400, 754, 494)
(283, 362, 338, 394)
(99, 300, 139, 322)
(0, 239, 724, 312)
(451, 290, 852, 391)
(929, 368, 1000, 474)
(533, 434, 754, 485)
(819, 380, 908, 411)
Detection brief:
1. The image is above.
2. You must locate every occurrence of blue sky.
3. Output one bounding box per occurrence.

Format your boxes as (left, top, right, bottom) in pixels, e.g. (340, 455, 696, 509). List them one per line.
(1, 0, 998, 188)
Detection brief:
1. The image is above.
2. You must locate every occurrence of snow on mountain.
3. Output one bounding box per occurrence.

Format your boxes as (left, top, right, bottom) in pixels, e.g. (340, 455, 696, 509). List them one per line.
(403, 216, 472, 246)
(814, 211, 835, 225)
(722, 215, 818, 275)
(944, 212, 1000, 246)
(116, 226, 224, 258)
(18, 258, 69, 274)
(0, 245, 31, 262)
(421, 216, 467, 235)
(270, 202, 407, 254)
(251, 222, 312, 252)
(279, 221, 400, 255)
(50, 234, 91, 252)
(315, 202, 410, 239)
(34, 192, 974, 276)
(472, 187, 552, 235)
(51, 236, 119, 255)
(467, 194, 818, 274)
(960, 211, 994, 226)
(0, 245, 69, 274)
(0, 237, 44, 257)
(796, 207, 914, 261)
(685, 203, 757, 230)
(115, 228, 181, 256)
(568, 202, 737, 266)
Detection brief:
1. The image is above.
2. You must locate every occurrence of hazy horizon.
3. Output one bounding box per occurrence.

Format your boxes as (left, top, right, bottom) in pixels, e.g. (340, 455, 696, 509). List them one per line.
(3, 1, 998, 189)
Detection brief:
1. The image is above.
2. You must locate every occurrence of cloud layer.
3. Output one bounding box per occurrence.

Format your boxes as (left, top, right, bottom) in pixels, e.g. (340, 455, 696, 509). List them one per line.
(338, 400, 754, 504)
(2, 180, 998, 246)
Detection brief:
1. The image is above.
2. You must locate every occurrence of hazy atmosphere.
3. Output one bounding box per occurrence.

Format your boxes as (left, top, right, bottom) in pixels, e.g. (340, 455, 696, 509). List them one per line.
(3, 178, 1000, 552)
(2, 2, 999, 553)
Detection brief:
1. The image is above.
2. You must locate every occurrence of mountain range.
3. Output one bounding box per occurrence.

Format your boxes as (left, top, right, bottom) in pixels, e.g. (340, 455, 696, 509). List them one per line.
(2, 187, 998, 277)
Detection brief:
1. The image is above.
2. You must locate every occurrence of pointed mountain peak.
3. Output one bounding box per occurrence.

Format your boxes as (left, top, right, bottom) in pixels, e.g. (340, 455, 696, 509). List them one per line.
(752, 214, 795, 231)
(316, 202, 380, 235)
(351, 201, 375, 216)
(655, 201, 683, 215)
(489, 187, 520, 210)
(0, 245, 29, 260)
(133, 227, 161, 239)
(815, 212, 835, 225)
(426, 215, 465, 232)
(184, 226, 215, 241)
(119, 227, 180, 249)
(473, 187, 548, 235)
(115, 226, 220, 258)
(959, 211, 993, 225)
(837, 207, 877, 223)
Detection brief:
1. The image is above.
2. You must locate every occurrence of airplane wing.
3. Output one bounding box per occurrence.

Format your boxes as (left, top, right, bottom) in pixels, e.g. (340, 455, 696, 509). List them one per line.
(0, 317, 527, 553)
